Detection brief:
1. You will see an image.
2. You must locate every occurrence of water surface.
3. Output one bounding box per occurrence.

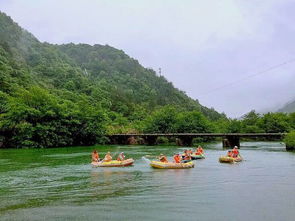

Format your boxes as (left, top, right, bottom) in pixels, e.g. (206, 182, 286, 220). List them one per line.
(0, 142, 294, 221)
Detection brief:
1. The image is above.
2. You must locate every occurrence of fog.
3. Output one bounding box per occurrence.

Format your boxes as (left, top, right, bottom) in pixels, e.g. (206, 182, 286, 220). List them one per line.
(1, 0, 295, 117)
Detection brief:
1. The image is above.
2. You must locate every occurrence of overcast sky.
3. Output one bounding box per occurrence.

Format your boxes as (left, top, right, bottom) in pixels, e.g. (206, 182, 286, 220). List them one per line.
(1, 0, 295, 117)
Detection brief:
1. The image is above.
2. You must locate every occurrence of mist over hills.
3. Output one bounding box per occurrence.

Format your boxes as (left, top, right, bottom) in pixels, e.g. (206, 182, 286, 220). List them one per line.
(277, 99, 295, 113)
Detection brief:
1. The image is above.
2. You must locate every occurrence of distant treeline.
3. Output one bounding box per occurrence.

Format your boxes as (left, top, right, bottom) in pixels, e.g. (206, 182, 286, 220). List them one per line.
(1, 88, 294, 148)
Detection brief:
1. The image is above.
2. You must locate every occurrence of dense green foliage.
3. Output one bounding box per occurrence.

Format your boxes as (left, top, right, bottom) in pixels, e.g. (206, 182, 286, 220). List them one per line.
(0, 87, 107, 147)
(0, 12, 224, 148)
(0, 12, 294, 148)
(215, 111, 294, 134)
(284, 131, 295, 148)
(141, 106, 214, 133)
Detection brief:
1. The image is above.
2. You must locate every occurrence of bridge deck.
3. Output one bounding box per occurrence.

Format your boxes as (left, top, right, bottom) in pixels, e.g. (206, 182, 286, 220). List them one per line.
(109, 133, 285, 137)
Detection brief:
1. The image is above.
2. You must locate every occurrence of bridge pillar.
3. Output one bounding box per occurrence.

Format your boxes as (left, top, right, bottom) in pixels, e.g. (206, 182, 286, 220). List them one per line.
(176, 138, 182, 146)
(223, 136, 240, 148)
(144, 136, 157, 146)
(108, 135, 125, 145)
(116, 135, 129, 145)
(179, 136, 193, 146)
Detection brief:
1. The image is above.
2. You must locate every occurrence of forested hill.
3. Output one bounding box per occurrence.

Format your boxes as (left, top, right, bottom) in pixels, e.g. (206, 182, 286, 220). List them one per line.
(0, 12, 221, 117)
(57, 43, 218, 115)
(0, 11, 224, 148)
(277, 99, 295, 113)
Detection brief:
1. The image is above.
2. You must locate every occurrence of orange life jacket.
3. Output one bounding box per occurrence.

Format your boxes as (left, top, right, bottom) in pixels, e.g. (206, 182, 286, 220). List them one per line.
(160, 156, 168, 163)
(232, 149, 239, 156)
(92, 153, 99, 161)
(184, 154, 191, 160)
(197, 148, 203, 154)
(174, 155, 181, 163)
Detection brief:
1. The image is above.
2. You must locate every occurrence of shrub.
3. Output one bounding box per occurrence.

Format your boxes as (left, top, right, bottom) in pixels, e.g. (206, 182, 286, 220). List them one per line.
(284, 131, 295, 150)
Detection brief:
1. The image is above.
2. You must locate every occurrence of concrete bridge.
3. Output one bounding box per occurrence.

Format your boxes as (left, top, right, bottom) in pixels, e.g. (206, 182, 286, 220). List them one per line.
(107, 133, 286, 148)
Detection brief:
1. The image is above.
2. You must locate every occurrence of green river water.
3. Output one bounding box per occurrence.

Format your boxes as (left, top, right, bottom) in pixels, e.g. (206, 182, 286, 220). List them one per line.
(0, 142, 294, 221)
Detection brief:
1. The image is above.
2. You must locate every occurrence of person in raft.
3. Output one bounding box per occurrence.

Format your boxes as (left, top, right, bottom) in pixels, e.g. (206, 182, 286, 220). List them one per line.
(92, 150, 100, 162)
(227, 150, 233, 157)
(232, 146, 239, 158)
(158, 154, 168, 163)
(183, 150, 191, 161)
(195, 146, 204, 155)
(117, 152, 125, 161)
(103, 152, 112, 162)
(173, 153, 181, 163)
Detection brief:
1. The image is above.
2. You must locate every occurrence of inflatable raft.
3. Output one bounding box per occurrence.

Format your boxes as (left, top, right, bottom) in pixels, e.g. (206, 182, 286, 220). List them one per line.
(150, 161, 194, 169)
(182, 153, 205, 160)
(191, 153, 205, 160)
(91, 158, 134, 167)
(219, 155, 242, 163)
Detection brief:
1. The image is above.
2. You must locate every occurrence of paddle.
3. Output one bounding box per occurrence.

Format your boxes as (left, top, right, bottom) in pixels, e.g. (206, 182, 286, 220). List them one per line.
(145, 154, 170, 160)
(142, 156, 151, 164)
(144, 154, 158, 158)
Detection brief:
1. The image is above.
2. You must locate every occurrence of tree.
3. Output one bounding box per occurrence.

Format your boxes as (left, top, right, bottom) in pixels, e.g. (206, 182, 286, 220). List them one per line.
(226, 119, 243, 133)
(284, 130, 295, 150)
(258, 113, 290, 133)
(289, 113, 295, 130)
(175, 111, 213, 133)
(240, 110, 263, 132)
(143, 106, 178, 133)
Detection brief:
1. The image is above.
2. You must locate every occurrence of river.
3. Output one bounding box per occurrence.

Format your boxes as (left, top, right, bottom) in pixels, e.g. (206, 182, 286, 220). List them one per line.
(0, 142, 294, 221)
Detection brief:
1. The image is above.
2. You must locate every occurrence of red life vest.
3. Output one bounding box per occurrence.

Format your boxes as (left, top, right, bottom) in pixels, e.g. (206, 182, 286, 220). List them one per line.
(232, 149, 239, 154)
(174, 155, 181, 163)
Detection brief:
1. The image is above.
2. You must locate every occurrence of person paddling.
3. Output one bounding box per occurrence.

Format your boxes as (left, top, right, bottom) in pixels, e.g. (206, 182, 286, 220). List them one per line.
(159, 154, 168, 163)
(232, 146, 239, 158)
(117, 152, 125, 161)
(103, 152, 112, 162)
(195, 146, 204, 155)
(227, 150, 233, 157)
(92, 150, 100, 162)
(173, 153, 181, 163)
(183, 150, 191, 162)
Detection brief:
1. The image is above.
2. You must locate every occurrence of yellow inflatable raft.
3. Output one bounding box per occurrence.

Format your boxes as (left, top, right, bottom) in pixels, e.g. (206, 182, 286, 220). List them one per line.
(150, 161, 194, 169)
(219, 155, 242, 163)
(190, 153, 205, 160)
(91, 158, 134, 167)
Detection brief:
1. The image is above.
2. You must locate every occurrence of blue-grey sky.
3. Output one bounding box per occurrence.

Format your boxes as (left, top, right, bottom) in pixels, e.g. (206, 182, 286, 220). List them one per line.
(1, 0, 295, 117)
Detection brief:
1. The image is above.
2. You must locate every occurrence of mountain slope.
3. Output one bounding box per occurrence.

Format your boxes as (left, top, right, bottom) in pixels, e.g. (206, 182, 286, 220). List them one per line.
(0, 11, 224, 148)
(277, 99, 295, 113)
(0, 11, 222, 118)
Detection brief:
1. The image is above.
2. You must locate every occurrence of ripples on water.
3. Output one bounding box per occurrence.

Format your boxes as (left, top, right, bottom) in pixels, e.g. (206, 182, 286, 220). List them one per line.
(0, 142, 294, 221)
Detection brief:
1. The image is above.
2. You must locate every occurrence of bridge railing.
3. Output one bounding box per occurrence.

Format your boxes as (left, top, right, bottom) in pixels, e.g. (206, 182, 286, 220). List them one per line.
(108, 133, 286, 137)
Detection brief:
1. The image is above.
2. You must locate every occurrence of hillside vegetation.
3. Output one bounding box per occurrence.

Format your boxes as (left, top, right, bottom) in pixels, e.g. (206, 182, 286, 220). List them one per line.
(0, 12, 294, 148)
(0, 12, 224, 148)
